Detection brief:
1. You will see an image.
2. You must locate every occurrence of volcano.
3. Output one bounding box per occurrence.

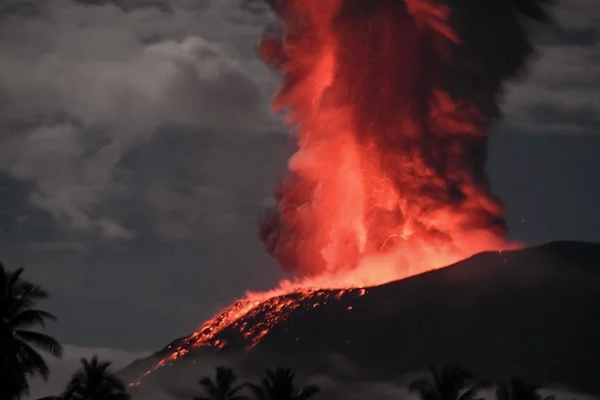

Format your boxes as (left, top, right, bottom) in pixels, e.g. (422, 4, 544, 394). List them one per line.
(122, 241, 600, 395)
(120, 0, 594, 396)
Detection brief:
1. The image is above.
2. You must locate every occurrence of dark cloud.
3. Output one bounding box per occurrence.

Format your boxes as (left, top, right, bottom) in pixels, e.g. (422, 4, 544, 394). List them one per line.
(117, 128, 291, 240)
(529, 102, 600, 128)
(0, 0, 274, 238)
(502, 0, 600, 134)
(534, 25, 597, 47)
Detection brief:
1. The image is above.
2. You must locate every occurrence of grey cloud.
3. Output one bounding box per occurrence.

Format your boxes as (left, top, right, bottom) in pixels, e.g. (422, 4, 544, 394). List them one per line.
(534, 26, 597, 47)
(24, 240, 88, 252)
(503, 39, 600, 134)
(529, 102, 600, 128)
(0, 0, 273, 239)
(115, 124, 290, 241)
(499, 0, 600, 135)
(145, 181, 245, 240)
(552, 0, 600, 31)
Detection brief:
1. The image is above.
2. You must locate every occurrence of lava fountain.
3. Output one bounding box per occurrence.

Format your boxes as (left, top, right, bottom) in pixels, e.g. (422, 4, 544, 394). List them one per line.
(131, 0, 553, 385)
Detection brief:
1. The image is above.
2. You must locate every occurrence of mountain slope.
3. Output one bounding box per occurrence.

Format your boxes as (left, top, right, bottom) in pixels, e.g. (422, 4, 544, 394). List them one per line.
(121, 241, 600, 395)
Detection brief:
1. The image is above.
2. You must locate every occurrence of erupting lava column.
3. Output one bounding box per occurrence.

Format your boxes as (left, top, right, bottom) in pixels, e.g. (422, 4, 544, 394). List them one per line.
(130, 0, 555, 386)
(259, 0, 549, 284)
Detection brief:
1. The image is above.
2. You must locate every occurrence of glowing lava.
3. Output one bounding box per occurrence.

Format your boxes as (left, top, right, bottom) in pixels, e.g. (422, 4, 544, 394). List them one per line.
(258, 0, 516, 280)
(131, 0, 553, 386)
(130, 287, 367, 385)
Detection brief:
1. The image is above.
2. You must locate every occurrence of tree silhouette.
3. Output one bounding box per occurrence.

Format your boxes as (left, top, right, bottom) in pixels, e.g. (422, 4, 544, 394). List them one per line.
(247, 368, 319, 400)
(409, 365, 486, 400)
(0, 262, 63, 400)
(59, 356, 130, 400)
(195, 366, 248, 400)
(496, 377, 555, 400)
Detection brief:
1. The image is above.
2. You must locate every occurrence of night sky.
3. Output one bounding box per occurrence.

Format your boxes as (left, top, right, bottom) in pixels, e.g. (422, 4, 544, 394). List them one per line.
(0, 0, 598, 395)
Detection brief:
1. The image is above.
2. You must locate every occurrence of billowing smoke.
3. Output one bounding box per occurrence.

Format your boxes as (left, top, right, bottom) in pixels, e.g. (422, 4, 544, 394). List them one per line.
(259, 0, 554, 279)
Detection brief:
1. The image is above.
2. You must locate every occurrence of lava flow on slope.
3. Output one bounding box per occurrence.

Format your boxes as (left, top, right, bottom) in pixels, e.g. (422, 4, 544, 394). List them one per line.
(131, 0, 553, 386)
(131, 287, 367, 385)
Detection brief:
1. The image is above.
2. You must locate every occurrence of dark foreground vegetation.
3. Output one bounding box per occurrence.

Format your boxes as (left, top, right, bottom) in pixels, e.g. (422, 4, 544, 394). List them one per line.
(0, 263, 574, 400)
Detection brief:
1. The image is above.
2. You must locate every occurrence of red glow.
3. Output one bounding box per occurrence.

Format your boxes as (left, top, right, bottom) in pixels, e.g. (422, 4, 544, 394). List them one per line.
(131, 0, 520, 386)
(259, 0, 514, 280)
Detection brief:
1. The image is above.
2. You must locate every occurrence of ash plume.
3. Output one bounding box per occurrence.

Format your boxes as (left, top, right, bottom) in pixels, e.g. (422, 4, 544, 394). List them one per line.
(258, 0, 554, 279)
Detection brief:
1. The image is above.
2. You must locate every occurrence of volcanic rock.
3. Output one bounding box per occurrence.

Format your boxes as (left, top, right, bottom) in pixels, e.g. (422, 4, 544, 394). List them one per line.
(121, 241, 600, 395)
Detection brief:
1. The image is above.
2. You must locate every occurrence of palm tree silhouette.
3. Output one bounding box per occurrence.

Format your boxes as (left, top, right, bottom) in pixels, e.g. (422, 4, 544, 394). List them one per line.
(195, 366, 248, 400)
(409, 365, 486, 400)
(247, 368, 319, 400)
(496, 377, 555, 400)
(59, 356, 130, 400)
(0, 262, 63, 400)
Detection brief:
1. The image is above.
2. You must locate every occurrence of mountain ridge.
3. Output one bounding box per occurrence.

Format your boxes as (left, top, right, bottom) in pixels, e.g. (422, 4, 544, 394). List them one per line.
(121, 240, 600, 395)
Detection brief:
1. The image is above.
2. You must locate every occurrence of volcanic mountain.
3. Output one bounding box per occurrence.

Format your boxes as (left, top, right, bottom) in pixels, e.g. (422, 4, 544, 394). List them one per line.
(121, 241, 600, 396)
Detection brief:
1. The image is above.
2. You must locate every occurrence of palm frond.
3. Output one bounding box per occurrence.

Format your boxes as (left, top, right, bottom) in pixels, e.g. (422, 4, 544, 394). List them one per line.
(199, 376, 219, 389)
(297, 384, 319, 400)
(61, 356, 129, 400)
(84, 355, 111, 373)
(18, 341, 51, 380)
(8, 309, 57, 329)
(15, 329, 63, 357)
(246, 382, 266, 400)
(496, 384, 511, 400)
(459, 382, 485, 400)
(1, 360, 30, 400)
(197, 366, 249, 400)
(228, 383, 247, 397)
(410, 365, 478, 400)
(61, 369, 88, 399)
(0, 263, 62, 400)
(0, 261, 8, 299)
(409, 378, 434, 394)
(8, 267, 26, 287)
(15, 280, 49, 300)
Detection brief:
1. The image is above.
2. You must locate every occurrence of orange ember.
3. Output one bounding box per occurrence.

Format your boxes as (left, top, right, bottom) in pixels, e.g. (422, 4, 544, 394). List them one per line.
(129, 0, 543, 386)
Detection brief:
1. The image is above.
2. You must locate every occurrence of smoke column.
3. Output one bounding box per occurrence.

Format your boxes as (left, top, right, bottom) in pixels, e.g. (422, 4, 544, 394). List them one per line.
(129, 1, 557, 383)
(259, 0, 553, 283)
